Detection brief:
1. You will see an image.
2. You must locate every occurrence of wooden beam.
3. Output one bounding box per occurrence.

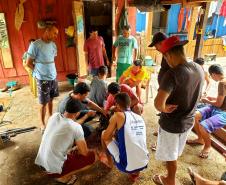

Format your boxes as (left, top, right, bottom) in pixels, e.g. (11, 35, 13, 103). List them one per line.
(193, 2, 210, 59)
(160, 0, 213, 6)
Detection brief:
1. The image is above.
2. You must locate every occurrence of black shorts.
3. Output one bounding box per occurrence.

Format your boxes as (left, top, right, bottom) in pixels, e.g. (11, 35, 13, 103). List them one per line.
(37, 79, 59, 104)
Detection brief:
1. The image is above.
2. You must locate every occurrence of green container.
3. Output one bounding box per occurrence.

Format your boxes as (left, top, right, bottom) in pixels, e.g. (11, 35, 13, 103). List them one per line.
(66, 74, 78, 86)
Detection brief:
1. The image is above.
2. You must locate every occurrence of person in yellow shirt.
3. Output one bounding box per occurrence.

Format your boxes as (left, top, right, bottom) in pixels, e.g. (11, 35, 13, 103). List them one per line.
(119, 59, 149, 102)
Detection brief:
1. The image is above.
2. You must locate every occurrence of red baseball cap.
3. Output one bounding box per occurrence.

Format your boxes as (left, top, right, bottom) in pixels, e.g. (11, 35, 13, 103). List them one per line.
(160, 36, 188, 54)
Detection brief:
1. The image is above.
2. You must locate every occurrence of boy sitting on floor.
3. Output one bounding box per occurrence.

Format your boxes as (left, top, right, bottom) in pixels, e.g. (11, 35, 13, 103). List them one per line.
(89, 66, 108, 107)
(100, 93, 149, 182)
(105, 82, 143, 115)
(35, 98, 97, 184)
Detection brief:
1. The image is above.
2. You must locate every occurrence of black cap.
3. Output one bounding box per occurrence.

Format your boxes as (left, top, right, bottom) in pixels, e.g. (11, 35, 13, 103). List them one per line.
(148, 32, 167, 47)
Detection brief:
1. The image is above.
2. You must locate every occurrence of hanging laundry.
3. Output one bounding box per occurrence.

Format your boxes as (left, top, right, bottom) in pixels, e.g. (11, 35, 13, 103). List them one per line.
(215, 0, 223, 15)
(208, 1, 218, 18)
(167, 4, 181, 34)
(220, 0, 226, 17)
(184, 8, 191, 32)
(219, 0, 226, 27)
(178, 7, 184, 32)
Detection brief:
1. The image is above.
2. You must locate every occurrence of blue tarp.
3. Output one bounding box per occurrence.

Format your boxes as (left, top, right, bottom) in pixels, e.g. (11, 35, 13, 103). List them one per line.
(136, 10, 146, 32)
(167, 4, 226, 40)
(167, 4, 181, 34)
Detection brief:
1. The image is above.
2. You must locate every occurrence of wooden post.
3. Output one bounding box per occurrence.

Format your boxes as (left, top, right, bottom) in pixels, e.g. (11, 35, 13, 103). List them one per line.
(193, 2, 210, 59)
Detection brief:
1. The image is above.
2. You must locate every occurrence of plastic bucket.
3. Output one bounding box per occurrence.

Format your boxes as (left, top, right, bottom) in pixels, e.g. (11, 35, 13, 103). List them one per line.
(66, 74, 78, 86)
(144, 57, 154, 66)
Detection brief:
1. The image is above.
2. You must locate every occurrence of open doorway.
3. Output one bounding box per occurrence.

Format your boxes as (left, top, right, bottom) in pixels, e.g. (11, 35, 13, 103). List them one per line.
(83, 0, 112, 75)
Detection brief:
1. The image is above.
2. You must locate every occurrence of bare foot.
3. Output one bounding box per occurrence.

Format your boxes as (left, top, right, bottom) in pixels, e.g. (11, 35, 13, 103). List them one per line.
(98, 152, 113, 169)
(129, 172, 140, 182)
(186, 138, 204, 146)
(153, 174, 176, 185)
(188, 167, 210, 185)
(56, 174, 77, 184)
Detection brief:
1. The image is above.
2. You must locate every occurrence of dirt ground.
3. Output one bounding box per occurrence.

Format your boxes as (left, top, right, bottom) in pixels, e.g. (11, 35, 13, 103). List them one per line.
(0, 58, 225, 185)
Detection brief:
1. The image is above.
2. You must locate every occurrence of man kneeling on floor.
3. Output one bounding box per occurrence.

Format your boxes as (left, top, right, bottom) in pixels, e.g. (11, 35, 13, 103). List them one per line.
(100, 92, 149, 182)
(35, 98, 97, 184)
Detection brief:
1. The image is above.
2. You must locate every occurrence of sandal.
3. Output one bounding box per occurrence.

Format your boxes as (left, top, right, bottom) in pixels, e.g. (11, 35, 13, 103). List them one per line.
(152, 175, 165, 185)
(187, 167, 196, 185)
(67, 175, 77, 185)
(151, 144, 157, 151)
(199, 151, 209, 159)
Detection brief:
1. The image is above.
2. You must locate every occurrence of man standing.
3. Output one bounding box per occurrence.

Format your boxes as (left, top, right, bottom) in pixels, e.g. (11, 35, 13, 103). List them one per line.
(153, 36, 204, 185)
(84, 27, 109, 76)
(148, 32, 170, 85)
(112, 25, 138, 81)
(26, 25, 59, 132)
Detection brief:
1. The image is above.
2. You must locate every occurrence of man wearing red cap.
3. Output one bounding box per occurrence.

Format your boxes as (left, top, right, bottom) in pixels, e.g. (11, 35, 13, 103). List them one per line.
(149, 32, 170, 85)
(153, 36, 204, 185)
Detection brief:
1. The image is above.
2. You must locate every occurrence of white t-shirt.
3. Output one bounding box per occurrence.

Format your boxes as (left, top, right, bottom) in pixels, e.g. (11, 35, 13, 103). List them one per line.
(35, 113, 84, 174)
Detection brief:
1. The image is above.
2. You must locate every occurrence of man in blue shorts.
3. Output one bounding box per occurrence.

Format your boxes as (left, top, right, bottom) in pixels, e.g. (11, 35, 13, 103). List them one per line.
(26, 24, 59, 132)
(187, 64, 226, 159)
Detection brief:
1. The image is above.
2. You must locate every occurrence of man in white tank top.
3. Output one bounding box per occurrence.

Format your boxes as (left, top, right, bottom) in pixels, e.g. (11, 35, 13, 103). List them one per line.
(100, 92, 149, 182)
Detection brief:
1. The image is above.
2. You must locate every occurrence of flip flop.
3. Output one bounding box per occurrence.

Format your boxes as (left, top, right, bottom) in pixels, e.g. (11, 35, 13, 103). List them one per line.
(153, 131, 158, 136)
(151, 144, 157, 151)
(187, 167, 196, 185)
(199, 151, 209, 159)
(66, 175, 77, 185)
(152, 175, 165, 185)
(186, 139, 204, 146)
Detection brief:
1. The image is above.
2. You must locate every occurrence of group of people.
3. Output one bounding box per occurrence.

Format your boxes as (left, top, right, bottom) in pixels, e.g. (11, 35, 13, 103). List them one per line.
(23, 23, 226, 185)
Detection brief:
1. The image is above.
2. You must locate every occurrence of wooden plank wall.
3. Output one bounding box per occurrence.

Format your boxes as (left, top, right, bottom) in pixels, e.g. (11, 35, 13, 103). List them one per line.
(0, 0, 77, 87)
(146, 40, 226, 63)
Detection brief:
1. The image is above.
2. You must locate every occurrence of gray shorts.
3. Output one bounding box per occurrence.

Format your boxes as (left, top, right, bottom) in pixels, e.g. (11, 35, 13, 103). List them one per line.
(37, 79, 59, 104)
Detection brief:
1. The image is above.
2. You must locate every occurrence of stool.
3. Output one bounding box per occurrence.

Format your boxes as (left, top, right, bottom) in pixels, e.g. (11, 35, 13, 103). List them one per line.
(24, 66, 37, 97)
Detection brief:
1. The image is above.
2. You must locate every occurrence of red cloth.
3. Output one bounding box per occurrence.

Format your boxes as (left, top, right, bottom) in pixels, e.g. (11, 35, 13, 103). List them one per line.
(47, 151, 95, 178)
(220, 0, 226, 17)
(178, 8, 185, 32)
(104, 84, 138, 111)
(84, 36, 105, 69)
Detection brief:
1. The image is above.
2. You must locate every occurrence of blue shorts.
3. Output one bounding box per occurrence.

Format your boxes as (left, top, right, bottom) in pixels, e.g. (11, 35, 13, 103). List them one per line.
(37, 79, 59, 104)
(107, 140, 147, 173)
(198, 105, 226, 133)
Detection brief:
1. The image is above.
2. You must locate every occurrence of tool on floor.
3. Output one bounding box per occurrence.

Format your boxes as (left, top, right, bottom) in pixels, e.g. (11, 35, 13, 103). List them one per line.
(0, 126, 37, 145)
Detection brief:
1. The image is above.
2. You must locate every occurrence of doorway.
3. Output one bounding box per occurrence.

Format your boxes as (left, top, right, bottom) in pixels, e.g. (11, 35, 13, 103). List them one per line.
(83, 0, 112, 74)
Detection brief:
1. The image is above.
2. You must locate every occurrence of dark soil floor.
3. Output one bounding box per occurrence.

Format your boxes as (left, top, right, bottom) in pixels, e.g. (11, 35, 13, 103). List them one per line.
(0, 58, 225, 185)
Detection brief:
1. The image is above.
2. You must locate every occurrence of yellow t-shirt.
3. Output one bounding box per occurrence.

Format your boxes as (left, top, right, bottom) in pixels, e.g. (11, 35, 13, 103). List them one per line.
(122, 66, 150, 82)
